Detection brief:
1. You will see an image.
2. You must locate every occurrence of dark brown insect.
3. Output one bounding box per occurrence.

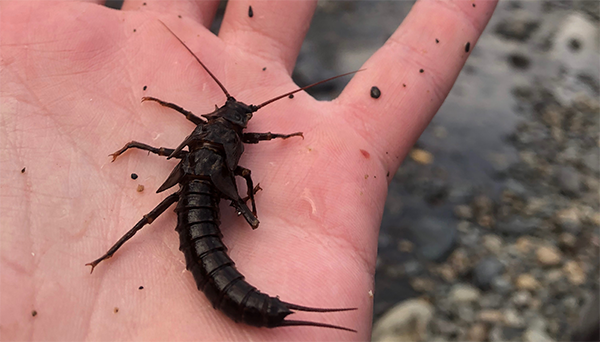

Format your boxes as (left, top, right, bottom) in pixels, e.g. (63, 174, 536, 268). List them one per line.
(86, 21, 357, 332)
(465, 41, 471, 53)
(248, 5, 254, 18)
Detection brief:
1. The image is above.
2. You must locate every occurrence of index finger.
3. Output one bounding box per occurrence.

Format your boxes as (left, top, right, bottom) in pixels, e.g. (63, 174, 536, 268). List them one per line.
(338, 0, 498, 171)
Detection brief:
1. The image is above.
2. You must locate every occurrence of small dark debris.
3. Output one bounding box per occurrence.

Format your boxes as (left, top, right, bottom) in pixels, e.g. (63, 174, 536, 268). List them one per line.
(21, 167, 26, 173)
(133, 29, 137, 33)
(142, 2, 146, 5)
(435, 38, 439, 43)
(131, 173, 138, 180)
(472, 3, 476, 7)
(386, 171, 390, 177)
(137, 184, 145, 192)
(114, 307, 119, 313)
(403, 84, 406, 87)
(465, 42, 471, 52)
(370, 86, 381, 99)
(568, 38, 581, 52)
(248, 6, 254, 18)
(32, 310, 37, 317)
(139, 286, 144, 290)
(288, 94, 294, 99)
(262, 67, 266, 71)
(374, 175, 377, 179)
(419, 69, 424, 73)
(143, 85, 147, 91)
(178, 15, 182, 18)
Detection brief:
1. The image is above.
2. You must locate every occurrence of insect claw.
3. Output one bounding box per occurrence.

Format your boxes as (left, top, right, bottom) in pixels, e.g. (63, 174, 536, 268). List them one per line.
(85, 262, 97, 274)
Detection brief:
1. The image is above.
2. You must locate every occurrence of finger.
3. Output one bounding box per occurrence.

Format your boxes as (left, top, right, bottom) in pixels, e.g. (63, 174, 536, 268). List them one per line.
(0, 0, 106, 4)
(338, 0, 498, 169)
(122, 0, 220, 28)
(219, 0, 317, 75)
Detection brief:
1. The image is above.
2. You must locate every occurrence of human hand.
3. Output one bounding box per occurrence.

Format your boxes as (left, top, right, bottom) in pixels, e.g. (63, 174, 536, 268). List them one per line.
(1, 0, 497, 340)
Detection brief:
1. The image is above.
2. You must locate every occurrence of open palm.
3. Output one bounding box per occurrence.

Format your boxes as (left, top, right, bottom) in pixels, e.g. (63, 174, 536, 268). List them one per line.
(1, 0, 496, 340)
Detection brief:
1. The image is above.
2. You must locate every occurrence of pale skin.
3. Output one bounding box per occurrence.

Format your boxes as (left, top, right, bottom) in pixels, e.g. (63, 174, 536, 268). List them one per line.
(1, 0, 497, 340)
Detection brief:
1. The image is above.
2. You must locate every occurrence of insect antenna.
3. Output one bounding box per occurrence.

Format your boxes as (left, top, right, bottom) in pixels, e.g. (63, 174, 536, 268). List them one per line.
(157, 20, 362, 111)
(251, 70, 363, 111)
(280, 320, 357, 333)
(157, 20, 232, 99)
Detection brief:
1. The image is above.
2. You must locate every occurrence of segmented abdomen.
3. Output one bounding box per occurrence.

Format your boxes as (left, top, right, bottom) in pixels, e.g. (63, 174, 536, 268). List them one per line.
(176, 179, 290, 327)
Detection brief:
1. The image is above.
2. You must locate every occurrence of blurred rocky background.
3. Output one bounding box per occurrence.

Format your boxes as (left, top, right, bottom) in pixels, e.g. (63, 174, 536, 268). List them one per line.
(106, 1, 599, 340)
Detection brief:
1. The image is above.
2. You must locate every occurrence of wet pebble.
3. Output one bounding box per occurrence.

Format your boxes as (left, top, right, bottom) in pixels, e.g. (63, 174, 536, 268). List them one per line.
(409, 217, 457, 261)
(523, 328, 553, 342)
(482, 234, 503, 254)
(512, 290, 532, 307)
(410, 277, 436, 292)
(516, 273, 540, 290)
(496, 217, 541, 235)
(473, 257, 505, 289)
(467, 323, 488, 342)
(536, 245, 562, 266)
(495, 18, 539, 41)
(371, 299, 433, 342)
(554, 166, 581, 197)
(476, 295, 500, 311)
(503, 307, 525, 327)
(449, 284, 481, 303)
(582, 149, 599, 174)
(410, 148, 434, 165)
(514, 236, 534, 255)
(503, 178, 528, 198)
(478, 309, 504, 322)
(457, 305, 476, 323)
(403, 260, 423, 277)
(563, 260, 585, 285)
(558, 232, 577, 249)
(454, 205, 473, 220)
(491, 276, 514, 294)
(554, 208, 581, 234)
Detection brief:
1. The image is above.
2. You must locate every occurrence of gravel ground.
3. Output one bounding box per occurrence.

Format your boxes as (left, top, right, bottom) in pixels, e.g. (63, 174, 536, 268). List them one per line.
(328, 2, 599, 341)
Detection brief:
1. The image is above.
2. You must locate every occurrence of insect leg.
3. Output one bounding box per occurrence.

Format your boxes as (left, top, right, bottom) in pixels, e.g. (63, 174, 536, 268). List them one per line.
(241, 184, 262, 203)
(242, 132, 304, 144)
(86, 192, 179, 273)
(235, 166, 258, 216)
(110, 141, 185, 161)
(142, 96, 205, 125)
